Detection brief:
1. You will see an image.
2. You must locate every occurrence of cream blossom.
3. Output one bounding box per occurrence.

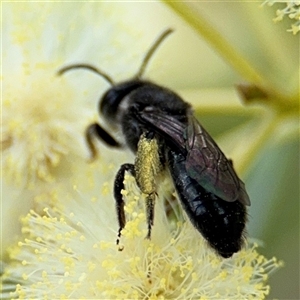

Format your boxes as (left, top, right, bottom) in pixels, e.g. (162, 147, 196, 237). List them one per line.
(2, 68, 87, 188)
(1, 1, 151, 256)
(1, 158, 282, 299)
(263, 0, 300, 34)
(1, 2, 149, 189)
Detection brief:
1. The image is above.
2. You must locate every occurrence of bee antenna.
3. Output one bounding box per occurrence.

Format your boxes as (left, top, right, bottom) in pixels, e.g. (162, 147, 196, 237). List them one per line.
(57, 64, 115, 86)
(135, 28, 174, 79)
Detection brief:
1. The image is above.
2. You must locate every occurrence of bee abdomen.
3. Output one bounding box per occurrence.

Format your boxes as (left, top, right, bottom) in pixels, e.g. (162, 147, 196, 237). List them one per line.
(167, 148, 247, 258)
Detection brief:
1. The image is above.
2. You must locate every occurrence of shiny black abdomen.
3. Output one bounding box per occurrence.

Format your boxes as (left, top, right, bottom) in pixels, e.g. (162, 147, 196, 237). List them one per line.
(166, 148, 247, 258)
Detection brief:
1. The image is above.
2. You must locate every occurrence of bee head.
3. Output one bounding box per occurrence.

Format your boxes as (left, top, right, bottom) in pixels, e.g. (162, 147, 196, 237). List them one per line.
(99, 80, 144, 122)
(57, 29, 173, 124)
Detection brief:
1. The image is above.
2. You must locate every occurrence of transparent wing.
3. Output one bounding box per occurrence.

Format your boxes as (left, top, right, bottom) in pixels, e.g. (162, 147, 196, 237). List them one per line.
(139, 107, 187, 152)
(185, 115, 250, 205)
(139, 108, 250, 206)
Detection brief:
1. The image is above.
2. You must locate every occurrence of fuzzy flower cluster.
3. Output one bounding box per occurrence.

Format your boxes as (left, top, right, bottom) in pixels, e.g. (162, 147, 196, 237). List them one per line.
(1, 170, 282, 300)
(2, 67, 86, 188)
(263, 1, 300, 34)
(1, 2, 143, 189)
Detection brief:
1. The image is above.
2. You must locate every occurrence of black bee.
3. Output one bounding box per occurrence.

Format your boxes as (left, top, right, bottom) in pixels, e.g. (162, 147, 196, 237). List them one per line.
(58, 29, 250, 258)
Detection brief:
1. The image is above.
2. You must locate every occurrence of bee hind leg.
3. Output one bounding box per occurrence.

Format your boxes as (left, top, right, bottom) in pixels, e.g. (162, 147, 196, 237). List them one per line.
(145, 192, 156, 239)
(135, 133, 162, 241)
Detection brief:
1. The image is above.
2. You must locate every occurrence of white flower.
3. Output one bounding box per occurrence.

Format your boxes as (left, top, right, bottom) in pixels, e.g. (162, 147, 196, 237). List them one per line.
(263, 0, 300, 34)
(1, 162, 282, 299)
(1, 1, 151, 256)
(2, 68, 86, 187)
(1, 2, 149, 188)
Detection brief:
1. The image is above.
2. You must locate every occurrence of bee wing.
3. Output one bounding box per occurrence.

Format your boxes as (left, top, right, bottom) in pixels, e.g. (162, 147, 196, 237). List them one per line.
(186, 115, 250, 205)
(139, 107, 187, 152)
(140, 108, 250, 206)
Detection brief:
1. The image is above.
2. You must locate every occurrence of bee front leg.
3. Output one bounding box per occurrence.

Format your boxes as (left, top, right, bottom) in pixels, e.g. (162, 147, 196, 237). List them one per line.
(86, 123, 122, 160)
(114, 163, 135, 246)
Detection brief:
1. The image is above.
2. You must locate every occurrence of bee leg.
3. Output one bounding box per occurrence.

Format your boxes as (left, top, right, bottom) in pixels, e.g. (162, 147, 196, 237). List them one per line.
(114, 163, 135, 247)
(86, 123, 122, 160)
(135, 133, 163, 240)
(145, 192, 156, 239)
